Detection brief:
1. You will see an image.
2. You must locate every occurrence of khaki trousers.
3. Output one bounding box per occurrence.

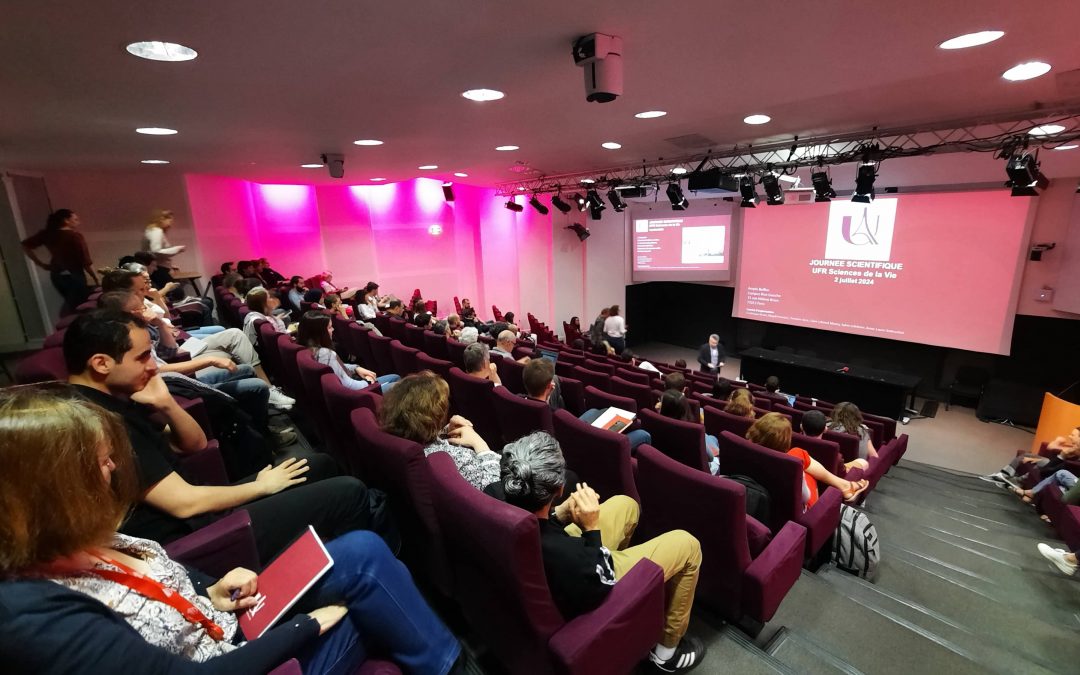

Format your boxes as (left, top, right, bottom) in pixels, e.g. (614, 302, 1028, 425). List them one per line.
(565, 495, 701, 648)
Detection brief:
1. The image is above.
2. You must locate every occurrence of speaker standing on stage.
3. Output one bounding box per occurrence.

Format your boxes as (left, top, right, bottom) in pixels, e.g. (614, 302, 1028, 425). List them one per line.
(697, 334, 725, 374)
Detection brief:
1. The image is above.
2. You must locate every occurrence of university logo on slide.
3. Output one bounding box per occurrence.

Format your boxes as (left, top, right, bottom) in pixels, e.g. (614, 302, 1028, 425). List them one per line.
(824, 199, 898, 261)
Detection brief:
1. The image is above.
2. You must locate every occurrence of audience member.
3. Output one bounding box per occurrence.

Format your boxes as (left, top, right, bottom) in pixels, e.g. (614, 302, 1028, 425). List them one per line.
(673, 358, 688, 370)
(1011, 469, 1077, 504)
(219, 261, 234, 275)
(828, 402, 878, 461)
(297, 312, 399, 392)
(379, 372, 500, 491)
(589, 307, 610, 352)
(983, 426, 1079, 487)
(242, 287, 288, 345)
(0, 386, 458, 675)
(710, 377, 733, 400)
(257, 257, 286, 286)
(799, 410, 869, 474)
(303, 287, 326, 309)
(324, 293, 350, 320)
(319, 271, 356, 300)
(460, 306, 479, 328)
(662, 371, 687, 395)
(659, 389, 719, 474)
(724, 388, 755, 418)
(459, 326, 479, 344)
(446, 313, 463, 337)
(355, 283, 380, 321)
(503, 311, 518, 332)
(222, 272, 244, 297)
(386, 299, 406, 318)
(623, 349, 659, 373)
(603, 305, 627, 355)
(762, 376, 789, 405)
(62, 311, 395, 561)
(696, 334, 725, 375)
(414, 311, 432, 329)
(431, 319, 448, 336)
(21, 208, 98, 312)
(492, 330, 529, 363)
(499, 433, 705, 673)
(238, 260, 259, 279)
(1037, 543, 1078, 576)
(748, 413, 869, 506)
(286, 275, 306, 312)
(463, 343, 501, 386)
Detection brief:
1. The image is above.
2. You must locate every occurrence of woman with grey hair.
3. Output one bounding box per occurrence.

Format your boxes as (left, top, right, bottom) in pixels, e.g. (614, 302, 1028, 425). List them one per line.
(499, 432, 706, 673)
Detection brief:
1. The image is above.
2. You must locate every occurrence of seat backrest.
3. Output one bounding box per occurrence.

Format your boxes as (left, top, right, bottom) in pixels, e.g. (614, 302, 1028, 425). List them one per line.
(491, 305, 504, 322)
(274, 334, 306, 398)
(366, 334, 396, 376)
(403, 323, 427, 350)
(752, 396, 773, 410)
(863, 412, 897, 443)
(552, 409, 639, 503)
(638, 408, 708, 472)
(582, 359, 615, 375)
(415, 351, 453, 379)
(609, 376, 658, 413)
(428, 451, 562, 671)
(584, 385, 637, 414)
(717, 431, 803, 533)
(494, 357, 526, 395)
(823, 429, 860, 463)
(491, 385, 554, 445)
(772, 403, 804, 430)
(446, 367, 500, 447)
(321, 372, 380, 475)
(330, 315, 356, 360)
(454, 296, 462, 315)
(296, 349, 334, 442)
(371, 312, 391, 336)
(445, 338, 468, 368)
(422, 330, 450, 360)
(15, 348, 69, 384)
(347, 323, 377, 371)
(703, 406, 754, 439)
(386, 317, 408, 342)
(791, 431, 841, 476)
(635, 444, 751, 620)
(388, 339, 419, 376)
(613, 367, 652, 386)
(43, 329, 66, 349)
(556, 375, 585, 417)
(574, 366, 611, 393)
(747, 383, 766, 393)
(254, 320, 282, 381)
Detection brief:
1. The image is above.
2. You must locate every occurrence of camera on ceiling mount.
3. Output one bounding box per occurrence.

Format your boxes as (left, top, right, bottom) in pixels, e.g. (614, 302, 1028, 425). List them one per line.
(571, 33, 623, 103)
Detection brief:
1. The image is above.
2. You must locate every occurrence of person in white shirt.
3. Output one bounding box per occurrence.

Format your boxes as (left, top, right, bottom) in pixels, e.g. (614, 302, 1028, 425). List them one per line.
(603, 304, 627, 355)
(242, 287, 288, 346)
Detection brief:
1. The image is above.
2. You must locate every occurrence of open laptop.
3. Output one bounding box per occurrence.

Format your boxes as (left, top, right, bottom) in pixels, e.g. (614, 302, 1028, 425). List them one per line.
(539, 349, 559, 364)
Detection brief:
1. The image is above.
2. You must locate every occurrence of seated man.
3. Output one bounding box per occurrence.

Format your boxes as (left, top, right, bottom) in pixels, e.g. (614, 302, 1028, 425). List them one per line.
(446, 313, 463, 337)
(499, 432, 705, 673)
(64, 310, 397, 561)
(458, 326, 479, 344)
(386, 298, 406, 318)
(463, 342, 502, 386)
(762, 376, 790, 405)
(523, 359, 649, 448)
(491, 329, 529, 363)
(800, 410, 869, 473)
(257, 256, 286, 286)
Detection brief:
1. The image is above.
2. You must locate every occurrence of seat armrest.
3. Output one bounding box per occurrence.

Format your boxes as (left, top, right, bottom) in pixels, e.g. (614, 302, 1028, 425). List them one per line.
(746, 516, 772, 558)
(549, 559, 665, 675)
(743, 521, 806, 622)
(796, 487, 842, 557)
(176, 441, 229, 486)
(165, 509, 260, 577)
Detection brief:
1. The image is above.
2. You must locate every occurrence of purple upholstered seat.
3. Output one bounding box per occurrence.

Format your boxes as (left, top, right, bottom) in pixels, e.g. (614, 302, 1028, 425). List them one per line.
(348, 323, 378, 371)
(582, 359, 615, 375)
(613, 367, 652, 386)
(388, 339, 419, 376)
(43, 329, 66, 349)
(557, 375, 586, 417)
(638, 408, 709, 472)
(718, 431, 842, 559)
(634, 445, 806, 624)
(703, 406, 754, 439)
(403, 323, 427, 350)
(491, 385, 554, 445)
(367, 333, 397, 376)
(415, 351, 453, 379)
(15, 347, 68, 384)
(422, 330, 450, 360)
(772, 403, 804, 430)
(823, 429, 860, 464)
(551, 409, 639, 504)
(296, 349, 334, 444)
(165, 509, 260, 578)
(573, 366, 610, 392)
(445, 367, 500, 448)
(445, 337, 468, 369)
(610, 376, 658, 413)
(1036, 486, 1080, 553)
(255, 320, 284, 383)
(863, 412, 897, 443)
(385, 317, 408, 342)
(274, 334, 306, 399)
(426, 451, 665, 674)
(791, 431, 844, 477)
(331, 315, 357, 360)
(494, 356, 526, 395)
(584, 385, 637, 414)
(320, 372, 381, 475)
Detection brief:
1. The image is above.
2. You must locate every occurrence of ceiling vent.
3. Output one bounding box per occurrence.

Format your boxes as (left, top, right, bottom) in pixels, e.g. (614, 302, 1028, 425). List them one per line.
(664, 133, 716, 150)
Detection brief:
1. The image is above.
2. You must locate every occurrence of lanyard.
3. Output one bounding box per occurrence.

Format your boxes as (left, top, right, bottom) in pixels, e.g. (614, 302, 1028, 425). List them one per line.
(88, 552, 226, 642)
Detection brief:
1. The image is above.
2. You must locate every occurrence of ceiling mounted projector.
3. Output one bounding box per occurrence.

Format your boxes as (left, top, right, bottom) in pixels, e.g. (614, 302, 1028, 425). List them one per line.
(571, 33, 623, 103)
(321, 153, 345, 179)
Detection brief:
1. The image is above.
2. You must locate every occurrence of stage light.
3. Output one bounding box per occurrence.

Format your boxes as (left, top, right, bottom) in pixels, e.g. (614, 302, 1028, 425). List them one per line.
(852, 164, 877, 203)
(1005, 153, 1048, 196)
(572, 192, 588, 211)
(738, 175, 758, 208)
(529, 195, 549, 215)
(811, 168, 836, 202)
(551, 194, 572, 213)
(442, 182, 455, 202)
(566, 223, 591, 241)
(585, 190, 605, 212)
(505, 198, 524, 212)
(607, 189, 627, 212)
(761, 172, 785, 205)
(666, 183, 689, 210)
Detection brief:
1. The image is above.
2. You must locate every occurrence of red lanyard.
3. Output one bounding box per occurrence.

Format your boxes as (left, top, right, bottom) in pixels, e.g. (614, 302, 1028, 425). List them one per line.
(87, 552, 226, 642)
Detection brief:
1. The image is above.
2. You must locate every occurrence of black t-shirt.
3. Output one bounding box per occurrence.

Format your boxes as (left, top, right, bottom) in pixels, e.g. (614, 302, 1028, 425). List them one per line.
(536, 518, 616, 618)
(72, 385, 210, 544)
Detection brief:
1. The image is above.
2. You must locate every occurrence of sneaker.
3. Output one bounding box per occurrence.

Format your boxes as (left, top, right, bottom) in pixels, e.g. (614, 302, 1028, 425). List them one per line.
(1037, 543, 1077, 576)
(649, 635, 706, 673)
(274, 428, 298, 448)
(977, 472, 1009, 485)
(268, 387, 295, 408)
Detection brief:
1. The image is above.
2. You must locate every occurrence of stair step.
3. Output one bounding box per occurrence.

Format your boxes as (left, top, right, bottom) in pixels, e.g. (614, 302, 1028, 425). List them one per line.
(688, 622, 794, 675)
(763, 627, 864, 675)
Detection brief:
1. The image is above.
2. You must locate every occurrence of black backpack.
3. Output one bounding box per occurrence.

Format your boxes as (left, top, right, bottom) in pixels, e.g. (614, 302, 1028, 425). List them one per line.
(724, 474, 771, 525)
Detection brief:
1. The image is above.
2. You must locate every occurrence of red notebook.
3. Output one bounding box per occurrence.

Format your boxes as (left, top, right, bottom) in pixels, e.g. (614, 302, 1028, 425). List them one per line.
(238, 525, 334, 639)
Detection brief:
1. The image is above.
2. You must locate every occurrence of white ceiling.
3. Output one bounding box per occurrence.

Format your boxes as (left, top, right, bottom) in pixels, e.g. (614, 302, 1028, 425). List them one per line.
(2, 0, 1079, 187)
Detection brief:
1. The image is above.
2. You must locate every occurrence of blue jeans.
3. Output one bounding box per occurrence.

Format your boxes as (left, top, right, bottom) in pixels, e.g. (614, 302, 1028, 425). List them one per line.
(375, 374, 400, 393)
(579, 408, 652, 450)
(296, 531, 460, 675)
(706, 434, 720, 475)
(185, 325, 227, 337)
(197, 364, 270, 430)
(1032, 470, 1078, 495)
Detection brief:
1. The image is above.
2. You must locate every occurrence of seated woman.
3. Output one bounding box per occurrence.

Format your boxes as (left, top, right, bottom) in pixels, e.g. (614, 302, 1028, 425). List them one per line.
(985, 426, 1079, 487)
(747, 412, 869, 506)
(378, 371, 500, 491)
(354, 283, 379, 321)
(1012, 469, 1078, 504)
(318, 271, 357, 301)
(242, 287, 288, 346)
(297, 312, 399, 392)
(0, 386, 460, 675)
(828, 402, 878, 461)
(724, 387, 756, 419)
(658, 389, 720, 475)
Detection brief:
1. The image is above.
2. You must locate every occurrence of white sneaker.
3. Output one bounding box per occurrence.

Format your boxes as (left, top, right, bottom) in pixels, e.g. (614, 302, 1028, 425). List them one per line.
(1037, 543, 1077, 576)
(978, 472, 1008, 484)
(268, 387, 295, 408)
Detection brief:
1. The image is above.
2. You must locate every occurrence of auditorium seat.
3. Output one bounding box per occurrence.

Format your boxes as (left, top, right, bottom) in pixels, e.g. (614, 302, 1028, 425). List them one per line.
(165, 509, 259, 580)
(255, 320, 283, 383)
(296, 349, 334, 443)
(371, 312, 390, 336)
(556, 375, 586, 417)
(403, 324, 427, 350)
(573, 366, 611, 392)
(330, 315, 355, 359)
(582, 359, 615, 376)
(494, 356, 526, 395)
(386, 317, 408, 342)
(43, 329, 66, 348)
(615, 367, 653, 387)
(791, 431, 846, 478)
(554, 359, 578, 380)
(717, 431, 842, 559)
(823, 429, 860, 464)
(584, 385, 637, 414)
(320, 372, 381, 475)
(446, 367, 501, 448)
(422, 330, 450, 360)
(15, 347, 68, 384)
(552, 409, 640, 505)
(634, 445, 805, 624)
(637, 408, 709, 473)
(367, 334, 397, 376)
(610, 376, 658, 413)
(704, 406, 754, 440)
(426, 450, 664, 675)
(348, 323, 378, 371)
(274, 334, 306, 400)
(491, 385, 554, 445)
(445, 337, 468, 369)
(388, 339, 420, 376)
(415, 351, 452, 379)
(772, 403, 804, 430)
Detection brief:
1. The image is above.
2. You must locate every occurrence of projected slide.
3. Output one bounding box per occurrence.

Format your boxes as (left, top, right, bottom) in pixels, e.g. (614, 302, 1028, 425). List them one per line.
(633, 214, 732, 282)
(734, 193, 1032, 354)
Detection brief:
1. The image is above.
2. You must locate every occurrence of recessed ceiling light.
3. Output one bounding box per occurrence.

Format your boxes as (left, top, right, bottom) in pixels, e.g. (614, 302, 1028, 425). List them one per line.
(454, 172, 468, 177)
(136, 127, 178, 135)
(671, 167, 688, 175)
(580, 178, 596, 184)
(353, 139, 384, 146)
(1002, 61, 1051, 81)
(462, 89, 505, 102)
(1052, 144, 1078, 151)
(601, 141, 622, 150)
(1029, 124, 1066, 136)
(517, 186, 527, 191)
(301, 163, 323, 168)
(141, 159, 170, 164)
(938, 31, 1005, 50)
(635, 110, 667, 119)
(370, 177, 387, 181)
(743, 114, 771, 125)
(418, 165, 438, 170)
(495, 145, 519, 151)
(125, 41, 198, 62)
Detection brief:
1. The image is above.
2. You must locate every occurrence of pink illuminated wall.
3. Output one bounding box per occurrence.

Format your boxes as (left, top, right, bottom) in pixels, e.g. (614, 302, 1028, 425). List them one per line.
(185, 175, 552, 324)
